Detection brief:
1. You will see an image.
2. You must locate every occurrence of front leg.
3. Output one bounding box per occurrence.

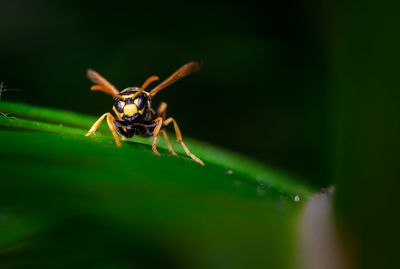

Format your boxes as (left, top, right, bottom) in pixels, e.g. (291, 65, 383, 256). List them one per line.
(153, 102, 177, 155)
(163, 117, 204, 166)
(161, 130, 177, 156)
(85, 113, 108, 136)
(151, 117, 163, 156)
(85, 112, 122, 147)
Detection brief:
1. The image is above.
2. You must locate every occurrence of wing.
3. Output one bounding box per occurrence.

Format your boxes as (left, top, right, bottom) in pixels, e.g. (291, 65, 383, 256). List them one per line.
(87, 69, 120, 96)
(148, 61, 202, 97)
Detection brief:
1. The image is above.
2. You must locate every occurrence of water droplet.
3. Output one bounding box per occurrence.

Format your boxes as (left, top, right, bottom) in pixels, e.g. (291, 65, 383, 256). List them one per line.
(256, 186, 266, 196)
(226, 169, 234, 175)
(293, 195, 300, 202)
(256, 175, 264, 181)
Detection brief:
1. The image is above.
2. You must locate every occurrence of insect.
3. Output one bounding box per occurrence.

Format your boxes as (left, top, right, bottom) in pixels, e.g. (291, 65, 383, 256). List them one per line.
(85, 61, 204, 166)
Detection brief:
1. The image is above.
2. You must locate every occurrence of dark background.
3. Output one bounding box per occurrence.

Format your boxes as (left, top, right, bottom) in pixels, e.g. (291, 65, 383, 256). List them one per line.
(1, 1, 400, 269)
(0, 0, 331, 187)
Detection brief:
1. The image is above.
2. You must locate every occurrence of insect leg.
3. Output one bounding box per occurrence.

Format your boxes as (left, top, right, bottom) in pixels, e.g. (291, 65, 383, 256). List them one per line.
(153, 102, 177, 155)
(163, 117, 204, 166)
(151, 117, 163, 156)
(85, 112, 122, 146)
(105, 113, 122, 147)
(85, 113, 108, 136)
(161, 130, 177, 156)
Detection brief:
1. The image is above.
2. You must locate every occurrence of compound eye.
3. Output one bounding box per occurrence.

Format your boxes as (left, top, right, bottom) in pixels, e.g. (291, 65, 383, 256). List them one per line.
(134, 97, 145, 110)
(115, 100, 125, 112)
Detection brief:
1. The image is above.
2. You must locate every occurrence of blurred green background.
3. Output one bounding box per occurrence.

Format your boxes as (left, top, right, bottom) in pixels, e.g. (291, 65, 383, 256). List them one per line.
(1, 0, 400, 269)
(0, 0, 331, 187)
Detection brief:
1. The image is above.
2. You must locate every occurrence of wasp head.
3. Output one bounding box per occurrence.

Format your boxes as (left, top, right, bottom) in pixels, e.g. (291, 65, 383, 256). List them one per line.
(114, 87, 149, 122)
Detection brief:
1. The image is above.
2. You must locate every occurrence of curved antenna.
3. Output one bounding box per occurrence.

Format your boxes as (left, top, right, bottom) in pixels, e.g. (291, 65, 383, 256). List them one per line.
(148, 61, 202, 97)
(87, 69, 125, 99)
(140, 75, 159, 91)
(90, 85, 125, 100)
(130, 75, 159, 100)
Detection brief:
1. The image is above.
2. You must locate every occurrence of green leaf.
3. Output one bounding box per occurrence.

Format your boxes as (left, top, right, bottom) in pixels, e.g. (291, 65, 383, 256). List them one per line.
(0, 101, 315, 269)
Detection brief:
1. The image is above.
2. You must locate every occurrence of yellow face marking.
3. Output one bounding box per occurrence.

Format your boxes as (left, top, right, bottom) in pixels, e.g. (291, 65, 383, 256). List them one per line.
(138, 107, 145, 115)
(123, 104, 137, 117)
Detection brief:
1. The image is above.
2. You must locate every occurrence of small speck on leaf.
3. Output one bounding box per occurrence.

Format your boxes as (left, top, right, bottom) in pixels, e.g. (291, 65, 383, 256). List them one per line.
(256, 175, 264, 181)
(256, 186, 266, 196)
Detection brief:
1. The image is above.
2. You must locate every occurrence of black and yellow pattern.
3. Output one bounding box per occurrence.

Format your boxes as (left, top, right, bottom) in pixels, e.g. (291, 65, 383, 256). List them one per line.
(85, 61, 204, 166)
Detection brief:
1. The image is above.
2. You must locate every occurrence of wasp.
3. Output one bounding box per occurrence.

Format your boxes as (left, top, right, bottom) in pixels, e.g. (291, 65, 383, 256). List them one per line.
(85, 61, 204, 166)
